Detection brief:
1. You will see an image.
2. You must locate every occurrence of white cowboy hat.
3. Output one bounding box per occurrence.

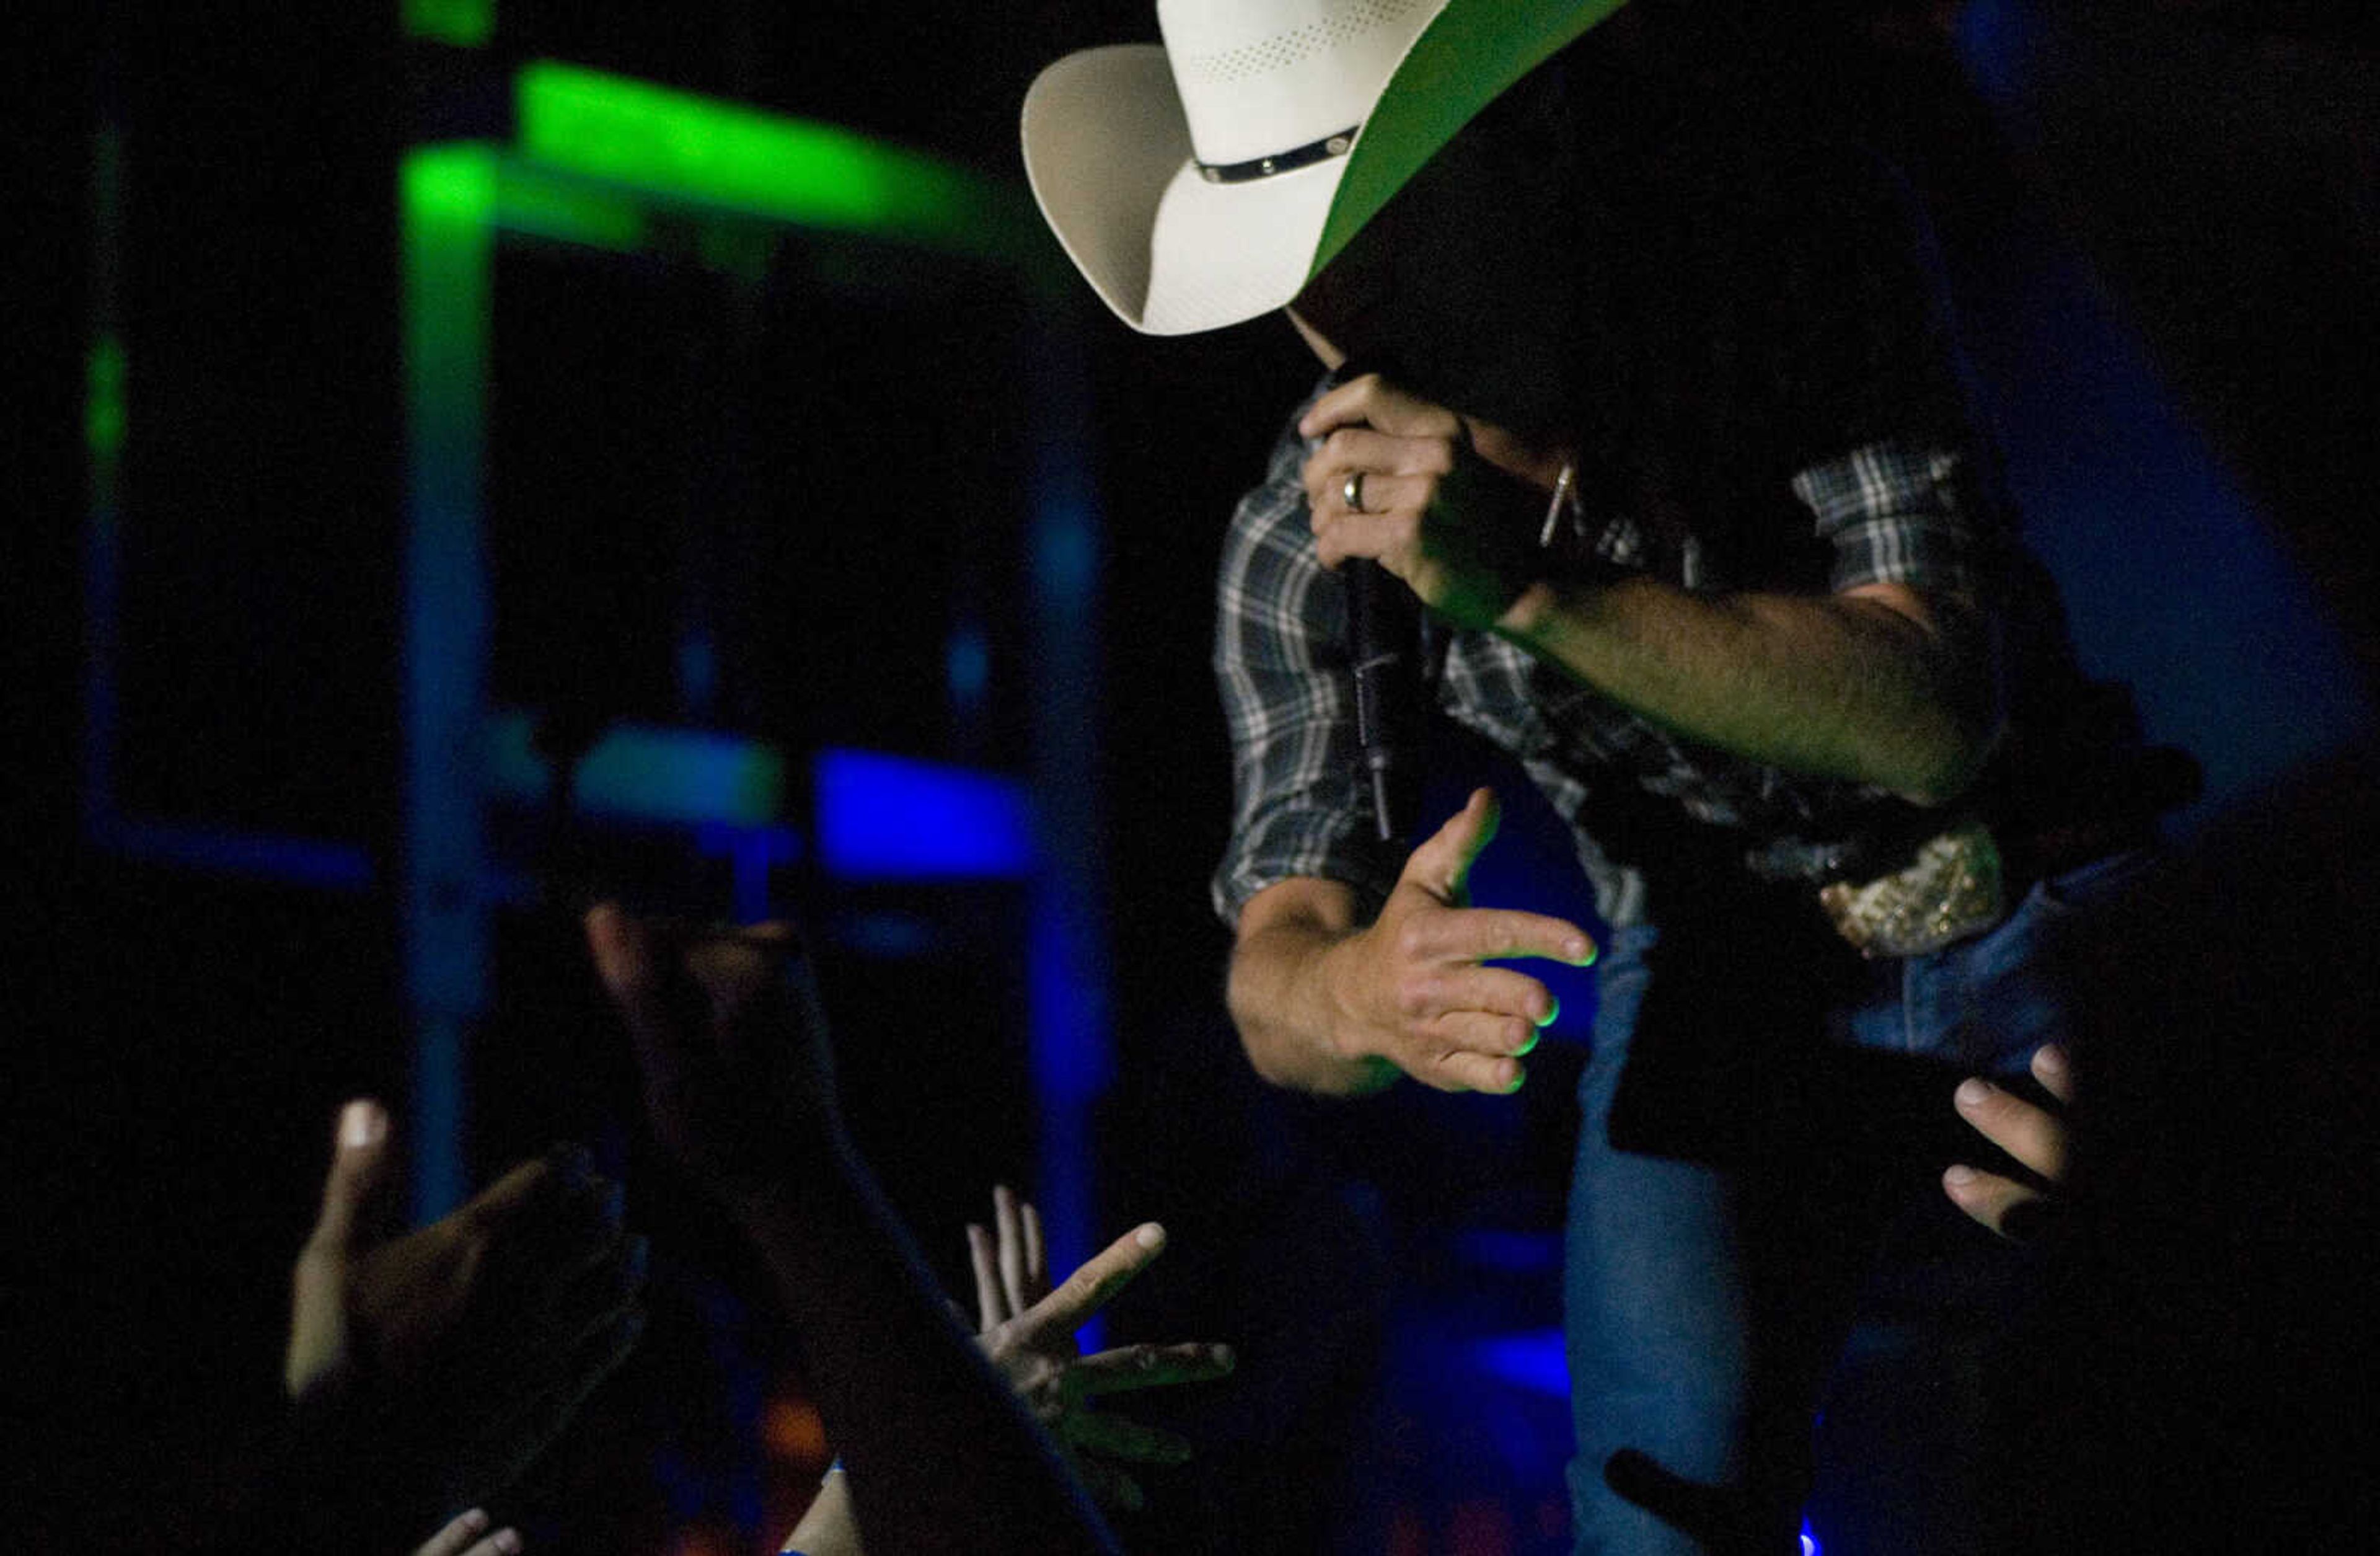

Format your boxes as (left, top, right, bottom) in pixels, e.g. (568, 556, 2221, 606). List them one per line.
(1021, 0, 1631, 336)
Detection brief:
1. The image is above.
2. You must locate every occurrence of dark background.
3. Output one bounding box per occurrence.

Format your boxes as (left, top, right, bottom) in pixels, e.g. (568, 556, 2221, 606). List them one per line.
(17, 2, 2377, 1552)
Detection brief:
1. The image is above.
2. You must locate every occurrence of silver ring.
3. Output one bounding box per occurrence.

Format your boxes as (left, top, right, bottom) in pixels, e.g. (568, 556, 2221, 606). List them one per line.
(1341, 470, 1367, 513)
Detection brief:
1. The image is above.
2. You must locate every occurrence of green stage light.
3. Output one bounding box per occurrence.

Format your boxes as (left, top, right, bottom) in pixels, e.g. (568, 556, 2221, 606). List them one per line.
(485, 711, 788, 827)
(389, 77, 1082, 1224)
(86, 335, 126, 461)
(514, 61, 1033, 257)
(495, 168, 650, 254)
(400, 144, 495, 516)
(405, 0, 493, 48)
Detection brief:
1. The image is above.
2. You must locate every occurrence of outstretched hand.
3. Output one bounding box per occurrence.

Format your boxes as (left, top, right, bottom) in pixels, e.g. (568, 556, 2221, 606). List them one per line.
(1944, 1043, 2073, 1240)
(968, 1187, 1235, 1513)
(1330, 788, 1595, 1094)
(585, 903, 839, 1200)
(286, 1100, 645, 1534)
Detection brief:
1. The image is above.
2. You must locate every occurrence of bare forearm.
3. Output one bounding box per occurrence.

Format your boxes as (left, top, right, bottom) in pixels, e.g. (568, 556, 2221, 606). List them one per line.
(1226, 913, 1399, 1097)
(729, 1145, 1117, 1556)
(1498, 575, 1997, 806)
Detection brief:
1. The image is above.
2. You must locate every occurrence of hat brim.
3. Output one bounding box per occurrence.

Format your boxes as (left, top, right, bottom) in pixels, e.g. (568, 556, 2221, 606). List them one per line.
(1022, 0, 1631, 337)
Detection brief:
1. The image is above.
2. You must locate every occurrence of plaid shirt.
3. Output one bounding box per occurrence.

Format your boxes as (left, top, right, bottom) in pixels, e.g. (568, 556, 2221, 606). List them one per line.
(1211, 390, 1998, 928)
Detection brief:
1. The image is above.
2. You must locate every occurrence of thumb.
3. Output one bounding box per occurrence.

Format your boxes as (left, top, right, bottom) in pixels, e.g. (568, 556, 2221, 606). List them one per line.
(584, 902, 659, 1012)
(1400, 788, 1501, 904)
(287, 1098, 390, 1395)
(311, 1098, 392, 1257)
(585, 903, 684, 1088)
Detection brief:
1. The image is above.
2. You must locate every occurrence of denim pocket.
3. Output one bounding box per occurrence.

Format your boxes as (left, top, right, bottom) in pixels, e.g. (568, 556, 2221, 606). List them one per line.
(1901, 849, 2156, 1070)
(2025, 846, 2160, 917)
(1965, 847, 2157, 976)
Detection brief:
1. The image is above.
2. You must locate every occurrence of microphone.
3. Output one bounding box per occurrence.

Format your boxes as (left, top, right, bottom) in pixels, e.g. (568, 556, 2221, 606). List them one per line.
(1347, 557, 1424, 842)
(1328, 359, 1427, 843)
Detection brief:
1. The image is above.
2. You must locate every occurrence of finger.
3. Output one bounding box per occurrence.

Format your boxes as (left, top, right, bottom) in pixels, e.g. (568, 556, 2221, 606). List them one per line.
(1298, 373, 1462, 442)
(1064, 1409, 1196, 1465)
(1300, 427, 1453, 500)
(413, 1508, 498, 1556)
(308, 1098, 392, 1257)
(1308, 469, 1435, 528)
(1953, 1077, 2068, 1182)
(1413, 964, 1563, 1028)
(514, 1139, 604, 1214)
(490, 1149, 624, 1278)
(1942, 1164, 2052, 1242)
(1310, 506, 1416, 572)
(414, 1512, 527, 1556)
(1070, 1340, 1237, 1397)
(1020, 1199, 1049, 1306)
(1297, 371, 1392, 438)
(1069, 1452, 1146, 1515)
(1336, 425, 1458, 479)
(458, 1154, 560, 1234)
(994, 1184, 1032, 1319)
(1415, 1046, 1525, 1095)
(585, 904, 691, 1099)
(1460, 908, 1597, 967)
(2031, 1042, 2074, 1105)
(1410, 906, 1595, 968)
(1426, 1010, 1543, 1060)
(287, 1100, 392, 1396)
(1399, 789, 1502, 903)
(584, 902, 664, 1023)
(1018, 1223, 1165, 1344)
(967, 1222, 1006, 1329)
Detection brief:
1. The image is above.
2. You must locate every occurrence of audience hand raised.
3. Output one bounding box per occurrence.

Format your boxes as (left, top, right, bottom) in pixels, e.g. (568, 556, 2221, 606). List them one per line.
(286, 1098, 646, 1532)
(584, 904, 838, 1201)
(968, 1186, 1235, 1513)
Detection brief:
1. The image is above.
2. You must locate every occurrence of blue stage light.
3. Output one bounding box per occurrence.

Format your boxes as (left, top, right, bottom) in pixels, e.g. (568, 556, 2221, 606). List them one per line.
(1470, 1328, 1571, 1398)
(814, 748, 1034, 880)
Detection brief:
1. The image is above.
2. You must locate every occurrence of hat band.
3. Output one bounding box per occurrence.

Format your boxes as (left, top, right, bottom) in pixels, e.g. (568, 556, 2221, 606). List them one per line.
(1196, 125, 1359, 185)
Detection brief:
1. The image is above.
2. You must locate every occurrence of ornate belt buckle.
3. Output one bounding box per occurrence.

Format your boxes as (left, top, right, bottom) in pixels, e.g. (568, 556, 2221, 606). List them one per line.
(1817, 818, 2006, 958)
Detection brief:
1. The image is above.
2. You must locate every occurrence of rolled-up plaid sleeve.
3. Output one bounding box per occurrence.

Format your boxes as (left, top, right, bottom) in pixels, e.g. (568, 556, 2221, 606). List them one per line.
(1210, 417, 1403, 928)
(1792, 438, 1988, 599)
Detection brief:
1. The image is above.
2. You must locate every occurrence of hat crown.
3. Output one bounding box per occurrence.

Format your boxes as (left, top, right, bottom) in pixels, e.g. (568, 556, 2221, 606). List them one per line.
(1156, 0, 1435, 167)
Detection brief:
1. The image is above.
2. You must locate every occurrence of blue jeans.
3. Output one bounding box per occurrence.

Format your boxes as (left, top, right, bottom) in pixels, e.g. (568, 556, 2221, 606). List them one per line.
(1563, 851, 2151, 1555)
